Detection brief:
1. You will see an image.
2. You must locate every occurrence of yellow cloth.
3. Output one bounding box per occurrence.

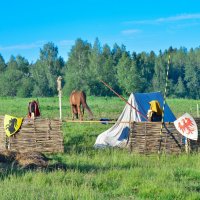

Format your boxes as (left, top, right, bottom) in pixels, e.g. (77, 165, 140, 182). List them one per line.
(149, 100, 163, 116)
(4, 115, 23, 137)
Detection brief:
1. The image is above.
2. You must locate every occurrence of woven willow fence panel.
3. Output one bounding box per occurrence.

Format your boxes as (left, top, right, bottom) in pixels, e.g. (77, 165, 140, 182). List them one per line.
(128, 122, 184, 154)
(0, 116, 6, 151)
(189, 118, 200, 152)
(0, 116, 64, 153)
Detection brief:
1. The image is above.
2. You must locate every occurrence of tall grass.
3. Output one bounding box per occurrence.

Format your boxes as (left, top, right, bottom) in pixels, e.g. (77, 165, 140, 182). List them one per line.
(0, 96, 200, 199)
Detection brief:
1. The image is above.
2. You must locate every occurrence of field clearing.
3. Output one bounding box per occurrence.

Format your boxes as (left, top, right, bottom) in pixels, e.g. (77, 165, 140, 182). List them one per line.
(0, 96, 200, 199)
(0, 96, 199, 118)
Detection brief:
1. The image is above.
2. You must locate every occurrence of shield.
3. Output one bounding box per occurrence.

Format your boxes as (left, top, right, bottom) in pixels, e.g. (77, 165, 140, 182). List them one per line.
(174, 113, 198, 140)
(4, 115, 23, 137)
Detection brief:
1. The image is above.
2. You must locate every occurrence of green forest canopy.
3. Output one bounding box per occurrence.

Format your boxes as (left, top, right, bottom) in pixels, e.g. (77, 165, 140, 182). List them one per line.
(0, 38, 199, 99)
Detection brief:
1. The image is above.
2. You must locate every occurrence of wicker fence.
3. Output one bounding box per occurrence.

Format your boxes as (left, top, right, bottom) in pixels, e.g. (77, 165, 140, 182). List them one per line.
(0, 116, 64, 153)
(128, 122, 184, 154)
(128, 118, 200, 154)
(0, 116, 6, 151)
(189, 118, 200, 152)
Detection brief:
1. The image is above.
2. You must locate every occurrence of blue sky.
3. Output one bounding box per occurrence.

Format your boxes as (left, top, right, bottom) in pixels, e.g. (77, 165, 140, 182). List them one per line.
(1, 0, 200, 63)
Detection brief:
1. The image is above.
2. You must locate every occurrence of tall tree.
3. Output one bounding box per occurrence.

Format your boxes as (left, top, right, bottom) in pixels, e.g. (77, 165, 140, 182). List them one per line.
(117, 52, 143, 94)
(184, 48, 200, 99)
(175, 77, 186, 98)
(64, 38, 91, 95)
(86, 38, 103, 95)
(0, 64, 23, 97)
(112, 43, 126, 66)
(135, 51, 155, 92)
(32, 42, 64, 96)
(98, 44, 116, 96)
(152, 51, 168, 94)
(15, 55, 33, 97)
(0, 54, 6, 72)
(7, 55, 18, 70)
(16, 55, 30, 75)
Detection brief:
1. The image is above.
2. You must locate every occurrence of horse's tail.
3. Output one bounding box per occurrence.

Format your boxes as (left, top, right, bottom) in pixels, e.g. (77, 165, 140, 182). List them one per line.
(84, 104, 93, 119)
(81, 91, 93, 119)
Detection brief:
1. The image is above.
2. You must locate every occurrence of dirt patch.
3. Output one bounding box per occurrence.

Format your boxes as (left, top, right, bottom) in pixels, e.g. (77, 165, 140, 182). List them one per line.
(0, 151, 49, 169)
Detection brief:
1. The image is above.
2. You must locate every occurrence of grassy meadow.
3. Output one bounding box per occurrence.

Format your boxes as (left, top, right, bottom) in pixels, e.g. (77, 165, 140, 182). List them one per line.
(0, 96, 200, 200)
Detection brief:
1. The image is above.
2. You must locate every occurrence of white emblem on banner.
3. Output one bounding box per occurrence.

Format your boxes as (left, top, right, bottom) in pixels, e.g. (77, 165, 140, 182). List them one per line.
(174, 113, 198, 140)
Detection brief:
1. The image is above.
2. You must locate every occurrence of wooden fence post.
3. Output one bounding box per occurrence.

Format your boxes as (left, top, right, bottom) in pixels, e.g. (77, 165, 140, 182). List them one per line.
(57, 76, 62, 120)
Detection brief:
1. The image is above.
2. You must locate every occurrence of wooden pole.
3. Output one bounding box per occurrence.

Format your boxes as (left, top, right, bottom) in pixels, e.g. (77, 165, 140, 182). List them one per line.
(160, 55, 171, 135)
(57, 76, 62, 120)
(100, 80, 149, 121)
(128, 99, 133, 146)
(159, 54, 171, 155)
(66, 120, 132, 124)
(59, 91, 62, 120)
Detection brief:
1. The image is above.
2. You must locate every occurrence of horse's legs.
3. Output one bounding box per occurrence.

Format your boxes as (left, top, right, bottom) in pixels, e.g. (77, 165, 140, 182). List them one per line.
(72, 105, 79, 120)
(74, 106, 78, 119)
(77, 105, 83, 121)
(82, 107, 84, 117)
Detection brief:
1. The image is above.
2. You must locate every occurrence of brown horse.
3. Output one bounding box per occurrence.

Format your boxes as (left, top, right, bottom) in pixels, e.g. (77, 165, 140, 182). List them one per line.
(69, 90, 93, 120)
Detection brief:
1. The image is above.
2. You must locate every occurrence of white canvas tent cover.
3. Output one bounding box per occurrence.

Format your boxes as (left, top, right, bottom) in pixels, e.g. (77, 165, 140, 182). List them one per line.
(94, 91, 176, 148)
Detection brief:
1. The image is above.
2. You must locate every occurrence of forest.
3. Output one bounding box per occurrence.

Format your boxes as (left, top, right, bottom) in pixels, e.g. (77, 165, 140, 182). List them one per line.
(0, 38, 199, 99)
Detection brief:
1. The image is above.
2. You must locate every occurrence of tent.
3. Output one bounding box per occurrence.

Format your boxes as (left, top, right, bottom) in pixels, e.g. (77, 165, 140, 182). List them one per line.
(94, 91, 176, 148)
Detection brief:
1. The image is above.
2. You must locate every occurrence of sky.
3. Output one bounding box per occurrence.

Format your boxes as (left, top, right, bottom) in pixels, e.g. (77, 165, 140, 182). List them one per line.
(1, 0, 200, 63)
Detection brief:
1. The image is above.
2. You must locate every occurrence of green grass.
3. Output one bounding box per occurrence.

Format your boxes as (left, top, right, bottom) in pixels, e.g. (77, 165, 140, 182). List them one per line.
(0, 96, 200, 200)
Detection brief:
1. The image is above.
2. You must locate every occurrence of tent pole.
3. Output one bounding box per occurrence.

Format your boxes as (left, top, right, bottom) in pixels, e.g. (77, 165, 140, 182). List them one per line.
(158, 55, 171, 155)
(160, 55, 171, 135)
(127, 99, 133, 148)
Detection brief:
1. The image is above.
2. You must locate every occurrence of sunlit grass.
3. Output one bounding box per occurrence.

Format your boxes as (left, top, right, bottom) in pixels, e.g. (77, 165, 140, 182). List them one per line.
(0, 96, 199, 199)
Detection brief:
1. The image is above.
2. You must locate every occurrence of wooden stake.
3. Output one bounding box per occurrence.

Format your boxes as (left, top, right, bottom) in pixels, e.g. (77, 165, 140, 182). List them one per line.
(59, 91, 62, 120)
(57, 76, 62, 120)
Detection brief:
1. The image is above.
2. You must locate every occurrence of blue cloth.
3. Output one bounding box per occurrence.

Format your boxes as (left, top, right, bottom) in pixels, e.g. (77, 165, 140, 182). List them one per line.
(118, 127, 130, 141)
(134, 91, 176, 122)
(100, 118, 110, 125)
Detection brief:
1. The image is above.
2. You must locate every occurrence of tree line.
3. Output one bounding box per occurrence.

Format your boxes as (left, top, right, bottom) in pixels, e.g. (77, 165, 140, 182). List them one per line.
(0, 38, 199, 99)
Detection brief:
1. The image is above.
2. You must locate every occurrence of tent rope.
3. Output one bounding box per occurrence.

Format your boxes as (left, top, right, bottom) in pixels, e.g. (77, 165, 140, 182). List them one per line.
(100, 80, 149, 121)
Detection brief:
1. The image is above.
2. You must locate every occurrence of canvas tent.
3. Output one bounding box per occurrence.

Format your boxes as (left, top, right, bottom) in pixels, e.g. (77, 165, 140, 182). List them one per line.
(94, 91, 176, 148)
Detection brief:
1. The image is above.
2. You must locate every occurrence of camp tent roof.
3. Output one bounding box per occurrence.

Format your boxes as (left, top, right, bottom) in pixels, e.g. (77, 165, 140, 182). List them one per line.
(134, 92, 176, 122)
(94, 91, 176, 148)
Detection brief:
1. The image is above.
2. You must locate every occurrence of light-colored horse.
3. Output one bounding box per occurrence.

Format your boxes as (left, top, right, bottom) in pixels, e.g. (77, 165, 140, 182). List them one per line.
(69, 90, 93, 120)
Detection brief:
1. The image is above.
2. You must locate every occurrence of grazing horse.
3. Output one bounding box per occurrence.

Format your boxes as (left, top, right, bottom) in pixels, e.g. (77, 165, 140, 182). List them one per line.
(69, 90, 93, 120)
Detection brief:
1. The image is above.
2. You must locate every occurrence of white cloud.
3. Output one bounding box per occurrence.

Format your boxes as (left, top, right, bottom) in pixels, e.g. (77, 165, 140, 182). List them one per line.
(0, 39, 74, 51)
(58, 40, 74, 47)
(0, 41, 46, 51)
(121, 29, 141, 35)
(125, 13, 200, 25)
(156, 13, 200, 22)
